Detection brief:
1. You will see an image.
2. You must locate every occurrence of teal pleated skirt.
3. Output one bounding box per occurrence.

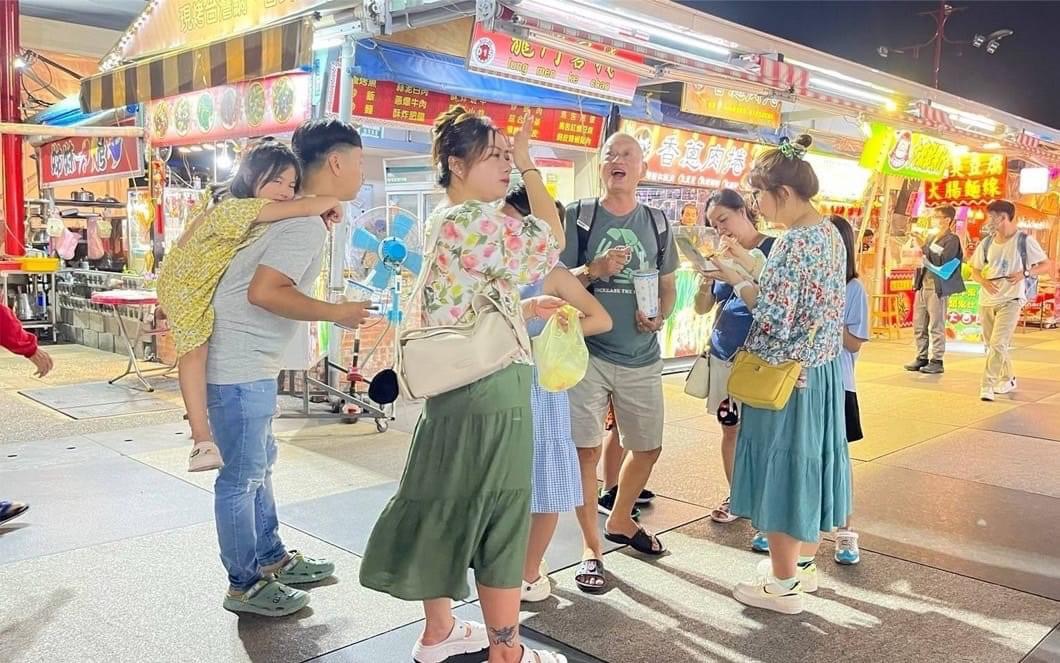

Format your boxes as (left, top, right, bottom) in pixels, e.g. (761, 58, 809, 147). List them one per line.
(729, 358, 852, 543)
(359, 363, 533, 601)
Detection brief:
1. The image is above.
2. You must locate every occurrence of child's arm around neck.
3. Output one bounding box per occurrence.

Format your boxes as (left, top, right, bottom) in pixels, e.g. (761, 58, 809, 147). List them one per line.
(254, 196, 340, 225)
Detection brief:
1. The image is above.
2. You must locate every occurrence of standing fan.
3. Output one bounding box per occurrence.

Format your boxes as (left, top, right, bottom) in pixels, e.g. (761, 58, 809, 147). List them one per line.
(345, 207, 425, 321)
(336, 206, 427, 427)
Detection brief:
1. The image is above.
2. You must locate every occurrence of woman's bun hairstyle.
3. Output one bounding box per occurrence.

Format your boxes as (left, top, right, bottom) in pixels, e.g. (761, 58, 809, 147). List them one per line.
(431, 106, 498, 187)
(749, 134, 819, 201)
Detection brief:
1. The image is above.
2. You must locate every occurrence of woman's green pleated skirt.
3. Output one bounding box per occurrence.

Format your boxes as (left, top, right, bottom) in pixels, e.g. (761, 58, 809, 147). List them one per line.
(359, 363, 533, 600)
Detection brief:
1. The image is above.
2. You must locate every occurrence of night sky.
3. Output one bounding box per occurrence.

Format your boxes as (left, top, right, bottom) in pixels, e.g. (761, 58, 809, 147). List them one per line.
(677, 1, 1060, 129)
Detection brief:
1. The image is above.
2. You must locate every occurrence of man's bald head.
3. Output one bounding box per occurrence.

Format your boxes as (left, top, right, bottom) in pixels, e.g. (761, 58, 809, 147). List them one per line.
(601, 132, 647, 194)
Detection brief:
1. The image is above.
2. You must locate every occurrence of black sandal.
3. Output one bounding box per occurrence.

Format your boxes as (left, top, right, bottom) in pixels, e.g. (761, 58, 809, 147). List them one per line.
(604, 527, 666, 556)
(574, 559, 607, 593)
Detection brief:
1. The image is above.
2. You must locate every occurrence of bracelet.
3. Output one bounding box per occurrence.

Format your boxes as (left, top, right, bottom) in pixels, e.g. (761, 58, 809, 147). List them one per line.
(734, 280, 754, 296)
(520, 167, 541, 177)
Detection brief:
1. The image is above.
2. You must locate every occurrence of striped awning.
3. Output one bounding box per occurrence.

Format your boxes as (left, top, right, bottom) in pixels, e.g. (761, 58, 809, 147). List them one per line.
(79, 18, 314, 114)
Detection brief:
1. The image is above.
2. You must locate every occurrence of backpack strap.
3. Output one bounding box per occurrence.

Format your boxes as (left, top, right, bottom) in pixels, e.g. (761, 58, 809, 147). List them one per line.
(980, 235, 993, 264)
(645, 206, 670, 270)
(1017, 231, 1029, 270)
(575, 198, 599, 268)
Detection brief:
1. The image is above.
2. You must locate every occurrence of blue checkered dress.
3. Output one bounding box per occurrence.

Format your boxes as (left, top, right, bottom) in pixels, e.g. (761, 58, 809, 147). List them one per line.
(522, 280, 583, 514)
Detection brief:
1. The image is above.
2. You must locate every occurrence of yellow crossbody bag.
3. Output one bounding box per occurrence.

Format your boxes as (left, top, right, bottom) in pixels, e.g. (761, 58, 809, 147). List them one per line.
(726, 351, 800, 410)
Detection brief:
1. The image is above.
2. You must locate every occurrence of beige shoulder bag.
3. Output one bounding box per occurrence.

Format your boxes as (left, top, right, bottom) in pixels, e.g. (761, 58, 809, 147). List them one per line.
(395, 211, 530, 400)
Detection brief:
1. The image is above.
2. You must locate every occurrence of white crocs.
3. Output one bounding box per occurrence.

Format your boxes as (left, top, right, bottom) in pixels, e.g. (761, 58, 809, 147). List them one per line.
(412, 618, 488, 663)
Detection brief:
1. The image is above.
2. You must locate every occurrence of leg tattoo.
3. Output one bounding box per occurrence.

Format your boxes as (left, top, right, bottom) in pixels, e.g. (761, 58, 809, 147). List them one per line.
(489, 625, 518, 648)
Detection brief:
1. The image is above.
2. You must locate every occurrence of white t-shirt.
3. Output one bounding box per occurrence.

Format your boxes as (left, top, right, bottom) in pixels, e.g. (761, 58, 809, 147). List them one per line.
(970, 232, 1047, 306)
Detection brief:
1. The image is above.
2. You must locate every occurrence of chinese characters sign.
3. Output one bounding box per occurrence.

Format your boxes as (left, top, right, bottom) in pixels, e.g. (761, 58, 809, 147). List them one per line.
(621, 119, 768, 189)
(680, 85, 781, 128)
(121, 0, 325, 60)
(925, 152, 1007, 206)
(146, 74, 310, 146)
(39, 136, 144, 188)
(330, 75, 604, 150)
(859, 123, 951, 182)
(466, 23, 640, 105)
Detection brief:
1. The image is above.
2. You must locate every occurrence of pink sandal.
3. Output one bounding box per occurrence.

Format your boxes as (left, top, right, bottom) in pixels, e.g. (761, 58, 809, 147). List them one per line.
(710, 496, 739, 523)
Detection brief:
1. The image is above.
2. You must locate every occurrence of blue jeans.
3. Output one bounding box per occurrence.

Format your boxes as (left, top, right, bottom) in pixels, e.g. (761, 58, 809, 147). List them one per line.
(208, 379, 286, 591)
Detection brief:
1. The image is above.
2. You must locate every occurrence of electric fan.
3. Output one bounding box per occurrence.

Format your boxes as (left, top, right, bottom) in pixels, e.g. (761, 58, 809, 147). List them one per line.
(345, 205, 425, 322)
(334, 205, 427, 429)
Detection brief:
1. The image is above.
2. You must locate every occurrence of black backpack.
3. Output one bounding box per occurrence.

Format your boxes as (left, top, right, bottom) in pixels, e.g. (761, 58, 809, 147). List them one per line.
(573, 198, 670, 272)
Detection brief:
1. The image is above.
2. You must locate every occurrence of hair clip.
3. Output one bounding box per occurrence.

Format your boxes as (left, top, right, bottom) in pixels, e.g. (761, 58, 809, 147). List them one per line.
(777, 137, 806, 161)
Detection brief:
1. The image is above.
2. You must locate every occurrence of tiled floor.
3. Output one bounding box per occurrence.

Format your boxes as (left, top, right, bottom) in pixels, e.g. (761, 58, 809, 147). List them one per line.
(2, 334, 1060, 663)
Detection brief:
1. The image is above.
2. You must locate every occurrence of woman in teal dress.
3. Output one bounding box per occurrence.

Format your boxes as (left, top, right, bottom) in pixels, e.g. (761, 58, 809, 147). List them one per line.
(704, 134, 851, 615)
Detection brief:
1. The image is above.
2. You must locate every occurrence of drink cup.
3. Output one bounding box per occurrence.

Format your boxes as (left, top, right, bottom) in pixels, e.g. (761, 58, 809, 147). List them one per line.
(633, 269, 660, 318)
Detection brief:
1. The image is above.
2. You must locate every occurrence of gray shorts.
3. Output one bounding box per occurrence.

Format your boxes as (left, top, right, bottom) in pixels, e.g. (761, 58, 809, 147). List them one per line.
(569, 355, 664, 452)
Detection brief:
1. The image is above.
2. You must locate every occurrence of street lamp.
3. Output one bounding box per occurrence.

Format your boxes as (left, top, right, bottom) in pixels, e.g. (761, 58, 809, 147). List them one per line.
(877, 1, 1013, 89)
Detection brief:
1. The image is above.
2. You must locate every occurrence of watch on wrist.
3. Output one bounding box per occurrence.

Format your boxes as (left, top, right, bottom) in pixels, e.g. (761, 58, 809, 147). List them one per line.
(1024, 269, 1030, 278)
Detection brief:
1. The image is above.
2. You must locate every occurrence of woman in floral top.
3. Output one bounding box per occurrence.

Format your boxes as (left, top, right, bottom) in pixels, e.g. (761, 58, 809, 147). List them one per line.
(360, 108, 568, 663)
(704, 135, 850, 616)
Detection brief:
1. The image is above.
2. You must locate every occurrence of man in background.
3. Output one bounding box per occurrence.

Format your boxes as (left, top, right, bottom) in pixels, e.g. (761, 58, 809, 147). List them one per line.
(905, 205, 964, 374)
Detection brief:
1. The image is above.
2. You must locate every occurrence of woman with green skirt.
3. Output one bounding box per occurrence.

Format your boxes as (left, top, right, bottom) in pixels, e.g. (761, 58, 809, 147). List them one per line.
(359, 107, 567, 663)
(703, 134, 851, 615)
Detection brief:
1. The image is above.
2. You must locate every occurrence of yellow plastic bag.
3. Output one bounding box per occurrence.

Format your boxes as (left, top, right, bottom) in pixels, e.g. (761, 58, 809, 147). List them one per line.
(534, 305, 588, 392)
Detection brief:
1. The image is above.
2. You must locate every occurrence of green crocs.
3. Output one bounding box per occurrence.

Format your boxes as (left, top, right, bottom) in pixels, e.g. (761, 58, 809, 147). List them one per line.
(274, 550, 335, 585)
(222, 579, 309, 617)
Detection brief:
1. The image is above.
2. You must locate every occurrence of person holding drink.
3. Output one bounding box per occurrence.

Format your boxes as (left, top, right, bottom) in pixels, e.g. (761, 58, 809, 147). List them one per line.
(560, 132, 678, 586)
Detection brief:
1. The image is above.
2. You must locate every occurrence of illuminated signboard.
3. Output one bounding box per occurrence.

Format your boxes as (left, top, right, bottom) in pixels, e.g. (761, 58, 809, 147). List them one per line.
(859, 122, 951, 181)
(621, 119, 769, 189)
(925, 152, 1007, 206)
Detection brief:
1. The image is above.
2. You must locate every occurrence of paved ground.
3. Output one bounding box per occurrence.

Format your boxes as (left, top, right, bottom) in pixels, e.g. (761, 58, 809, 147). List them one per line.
(2, 332, 1059, 663)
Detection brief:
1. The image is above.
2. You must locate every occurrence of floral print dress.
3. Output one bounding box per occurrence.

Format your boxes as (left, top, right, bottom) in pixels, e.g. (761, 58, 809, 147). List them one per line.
(156, 196, 271, 357)
(421, 200, 560, 362)
(746, 221, 845, 368)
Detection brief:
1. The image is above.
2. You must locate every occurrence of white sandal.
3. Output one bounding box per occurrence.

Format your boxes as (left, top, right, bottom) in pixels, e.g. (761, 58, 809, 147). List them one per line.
(520, 645, 568, 663)
(412, 618, 488, 663)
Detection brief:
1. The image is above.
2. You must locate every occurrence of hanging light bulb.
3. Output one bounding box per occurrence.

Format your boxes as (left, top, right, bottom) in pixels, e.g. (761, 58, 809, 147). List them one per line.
(216, 144, 232, 170)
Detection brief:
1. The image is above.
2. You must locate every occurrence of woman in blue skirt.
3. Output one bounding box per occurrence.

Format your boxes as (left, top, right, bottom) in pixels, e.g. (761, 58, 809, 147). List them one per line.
(704, 134, 851, 615)
(503, 188, 613, 601)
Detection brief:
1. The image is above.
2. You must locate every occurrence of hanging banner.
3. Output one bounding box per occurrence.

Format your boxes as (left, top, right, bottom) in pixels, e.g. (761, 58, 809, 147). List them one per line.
(859, 123, 951, 182)
(119, 0, 326, 61)
(466, 22, 640, 106)
(621, 119, 768, 189)
(330, 76, 605, 150)
(925, 152, 1008, 206)
(146, 73, 311, 146)
(680, 85, 781, 128)
(39, 135, 144, 188)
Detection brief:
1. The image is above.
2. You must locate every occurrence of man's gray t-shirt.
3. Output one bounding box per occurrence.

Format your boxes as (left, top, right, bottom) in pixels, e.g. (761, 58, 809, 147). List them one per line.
(560, 201, 678, 368)
(207, 217, 328, 385)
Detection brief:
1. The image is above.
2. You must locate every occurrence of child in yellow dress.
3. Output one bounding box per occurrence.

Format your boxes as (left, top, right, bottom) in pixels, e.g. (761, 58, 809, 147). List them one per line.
(157, 140, 341, 472)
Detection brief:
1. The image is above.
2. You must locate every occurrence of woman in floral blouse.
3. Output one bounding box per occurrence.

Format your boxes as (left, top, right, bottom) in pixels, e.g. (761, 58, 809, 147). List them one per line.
(704, 135, 850, 616)
(360, 107, 567, 663)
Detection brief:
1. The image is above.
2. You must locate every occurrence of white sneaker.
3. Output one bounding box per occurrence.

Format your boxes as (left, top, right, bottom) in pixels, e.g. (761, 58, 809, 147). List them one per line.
(412, 618, 488, 663)
(980, 387, 995, 402)
(995, 378, 1018, 395)
(834, 531, 861, 565)
(521, 573, 551, 602)
(756, 558, 818, 593)
(733, 578, 804, 614)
